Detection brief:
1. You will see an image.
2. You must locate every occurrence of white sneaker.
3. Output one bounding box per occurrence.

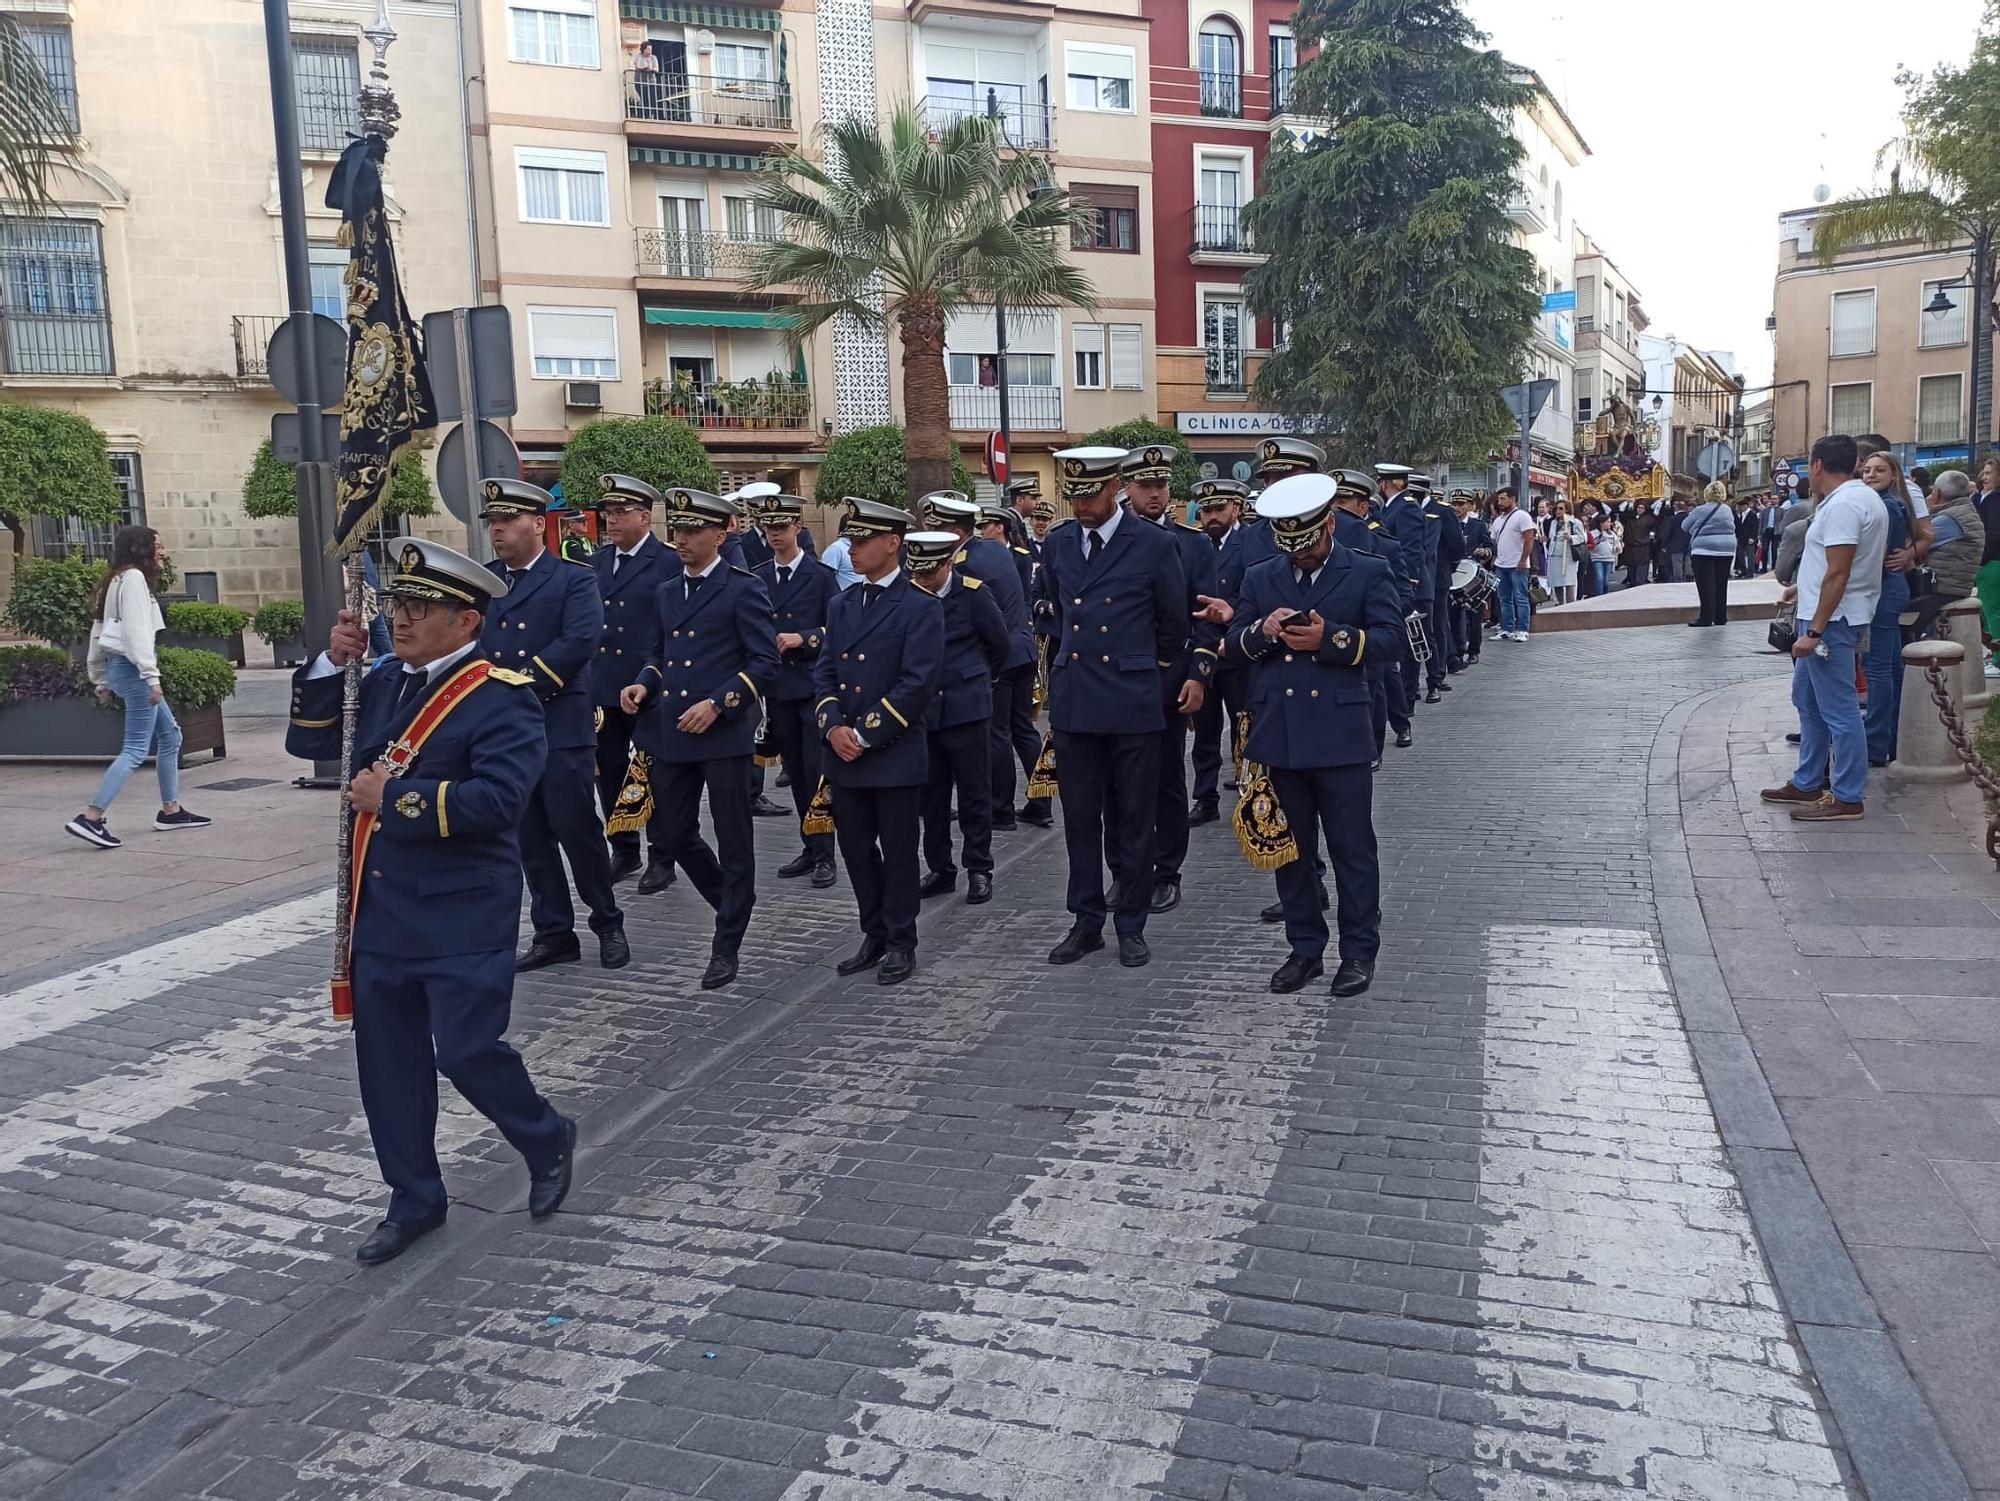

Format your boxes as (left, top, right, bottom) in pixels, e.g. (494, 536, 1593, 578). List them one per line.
(1986, 662, 2000, 680)
(1513, 631, 1531, 641)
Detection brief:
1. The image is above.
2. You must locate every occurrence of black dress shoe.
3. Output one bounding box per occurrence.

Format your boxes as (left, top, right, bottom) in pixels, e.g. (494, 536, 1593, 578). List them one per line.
(1047, 928, 1105, 965)
(751, 794, 788, 818)
(776, 850, 816, 879)
(1117, 933, 1150, 968)
(966, 872, 993, 904)
(700, 953, 737, 989)
(1260, 899, 1285, 923)
(1330, 959, 1375, 998)
(516, 936, 580, 973)
(598, 927, 630, 970)
(528, 1116, 577, 1219)
(1188, 800, 1220, 826)
(608, 846, 642, 884)
(918, 870, 957, 899)
(1424, 688, 1441, 704)
(1369, 759, 1383, 772)
(1150, 878, 1181, 913)
(1394, 728, 1414, 749)
(991, 813, 1018, 831)
(811, 858, 837, 888)
(636, 858, 676, 895)
(775, 767, 792, 788)
(355, 1215, 444, 1265)
(878, 949, 915, 985)
(1269, 954, 1324, 993)
(1437, 680, 1453, 692)
(1016, 801, 1054, 828)
(836, 937, 887, 976)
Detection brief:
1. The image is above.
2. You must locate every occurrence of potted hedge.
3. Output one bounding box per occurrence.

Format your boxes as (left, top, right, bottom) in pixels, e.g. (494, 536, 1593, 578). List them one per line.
(158, 647, 234, 759)
(161, 602, 248, 667)
(0, 645, 234, 761)
(251, 599, 307, 667)
(2, 553, 99, 666)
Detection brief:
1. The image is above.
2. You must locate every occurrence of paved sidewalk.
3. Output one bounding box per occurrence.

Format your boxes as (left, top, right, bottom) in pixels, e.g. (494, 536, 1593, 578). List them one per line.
(1, 621, 1986, 1500)
(1672, 675, 2000, 1500)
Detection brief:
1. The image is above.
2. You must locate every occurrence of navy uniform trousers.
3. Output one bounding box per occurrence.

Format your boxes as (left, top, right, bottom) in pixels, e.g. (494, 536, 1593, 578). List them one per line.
(767, 697, 834, 863)
(654, 756, 757, 957)
(1057, 730, 1160, 936)
(1427, 576, 1453, 688)
(989, 664, 1042, 815)
(522, 747, 622, 942)
(1189, 668, 1248, 806)
(923, 723, 993, 877)
(837, 786, 922, 950)
(353, 948, 563, 1226)
(1271, 765, 1380, 965)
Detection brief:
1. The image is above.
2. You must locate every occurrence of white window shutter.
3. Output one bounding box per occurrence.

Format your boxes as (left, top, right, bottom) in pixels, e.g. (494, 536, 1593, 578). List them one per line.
(1109, 325, 1143, 390)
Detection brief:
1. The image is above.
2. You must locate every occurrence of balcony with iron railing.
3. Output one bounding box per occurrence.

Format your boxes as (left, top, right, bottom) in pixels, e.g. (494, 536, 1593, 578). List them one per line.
(634, 229, 788, 284)
(1191, 203, 1259, 261)
(948, 383, 1064, 431)
(643, 375, 812, 433)
(917, 94, 1054, 151)
(1270, 64, 1296, 117)
(0, 305, 113, 377)
(1204, 347, 1246, 395)
(232, 315, 284, 378)
(1199, 70, 1242, 118)
(625, 71, 794, 135)
(1506, 186, 1550, 234)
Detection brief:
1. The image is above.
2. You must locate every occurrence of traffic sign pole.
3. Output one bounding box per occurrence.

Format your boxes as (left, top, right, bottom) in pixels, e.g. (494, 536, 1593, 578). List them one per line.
(451, 308, 492, 562)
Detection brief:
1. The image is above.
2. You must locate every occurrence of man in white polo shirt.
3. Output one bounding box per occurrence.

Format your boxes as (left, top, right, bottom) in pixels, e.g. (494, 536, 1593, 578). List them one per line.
(1762, 434, 1888, 821)
(1486, 486, 1538, 641)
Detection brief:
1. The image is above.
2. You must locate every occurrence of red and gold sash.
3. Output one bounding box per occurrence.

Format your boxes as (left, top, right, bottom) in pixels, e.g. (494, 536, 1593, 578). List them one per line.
(330, 658, 492, 1021)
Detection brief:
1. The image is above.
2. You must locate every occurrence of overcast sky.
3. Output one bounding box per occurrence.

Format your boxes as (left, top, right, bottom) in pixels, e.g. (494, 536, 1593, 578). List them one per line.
(1463, 0, 1986, 390)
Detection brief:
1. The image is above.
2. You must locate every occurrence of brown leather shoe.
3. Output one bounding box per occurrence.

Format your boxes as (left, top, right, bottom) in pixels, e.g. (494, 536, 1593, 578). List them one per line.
(1790, 797, 1864, 821)
(1759, 782, 1826, 805)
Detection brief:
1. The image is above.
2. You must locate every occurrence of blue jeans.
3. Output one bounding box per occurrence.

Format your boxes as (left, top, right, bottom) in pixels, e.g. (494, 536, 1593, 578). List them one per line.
(1791, 618, 1867, 805)
(89, 652, 181, 812)
(1863, 570, 1910, 763)
(1591, 560, 1613, 595)
(1496, 567, 1531, 634)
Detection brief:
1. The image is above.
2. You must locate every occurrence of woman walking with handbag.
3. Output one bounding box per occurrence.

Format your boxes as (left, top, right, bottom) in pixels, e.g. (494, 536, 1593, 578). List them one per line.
(1686, 483, 1739, 626)
(1541, 502, 1586, 604)
(63, 527, 211, 850)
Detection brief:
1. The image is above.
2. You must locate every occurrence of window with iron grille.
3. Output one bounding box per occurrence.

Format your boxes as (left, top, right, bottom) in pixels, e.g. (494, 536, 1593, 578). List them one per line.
(292, 38, 360, 152)
(21, 25, 79, 132)
(1828, 381, 1872, 435)
(0, 217, 113, 376)
(32, 452, 143, 559)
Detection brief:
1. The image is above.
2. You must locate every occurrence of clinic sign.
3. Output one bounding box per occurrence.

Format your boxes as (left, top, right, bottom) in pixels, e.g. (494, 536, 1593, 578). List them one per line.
(1176, 411, 1308, 436)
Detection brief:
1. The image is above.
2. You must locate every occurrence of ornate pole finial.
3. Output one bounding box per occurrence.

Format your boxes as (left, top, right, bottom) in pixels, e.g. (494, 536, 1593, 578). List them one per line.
(358, 0, 402, 140)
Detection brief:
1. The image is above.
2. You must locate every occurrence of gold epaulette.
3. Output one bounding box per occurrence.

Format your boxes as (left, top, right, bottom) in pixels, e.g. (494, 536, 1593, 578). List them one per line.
(960, 575, 983, 590)
(488, 667, 535, 686)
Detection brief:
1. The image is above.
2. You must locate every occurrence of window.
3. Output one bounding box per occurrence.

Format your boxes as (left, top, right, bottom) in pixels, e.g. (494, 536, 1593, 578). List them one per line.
(1198, 18, 1241, 117)
(0, 217, 112, 376)
(1197, 156, 1246, 251)
(946, 352, 1055, 385)
(308, 245, 347, 322)
(21, 25, 79, 132)
(292, 38, 360, 152)
(1828, 381, 1873, 434)
(1920, 279, 1968, 347)
(1073, 324, 1104, 388)
(1829, 288, 1876, 357)
(1269, 28, 1296, 113)
(528, 306, 618, 379)
(724, 196, 782, 243)
(1918, 373, 1964, 445)
(32, 452, 141, 560)
(713, 42, 771, 81)
(1551, 180, 1563, 239)
(508, 2, 598, 68)
(1065, 43, 1134, 113)
(1070, 183, 1139, 253)
(1203, 297, 1244, 392)
(924, 40, 1042, 144)
(517, 147, 610, 225)
(1109, 324, 1142, 389)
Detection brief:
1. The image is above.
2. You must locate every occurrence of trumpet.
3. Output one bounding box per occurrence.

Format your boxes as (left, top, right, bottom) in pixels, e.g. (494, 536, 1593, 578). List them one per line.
(1405, 607, 1432, 665)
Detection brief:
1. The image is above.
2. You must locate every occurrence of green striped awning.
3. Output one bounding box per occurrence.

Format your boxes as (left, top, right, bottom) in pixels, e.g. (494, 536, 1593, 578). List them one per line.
(620, 0, 781, 32)
(644, 308, 792, 329)
(628, 146, 775, 172)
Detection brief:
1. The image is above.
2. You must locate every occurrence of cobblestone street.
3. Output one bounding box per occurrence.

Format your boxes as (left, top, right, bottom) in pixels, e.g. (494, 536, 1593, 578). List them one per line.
(0, 621, 1991, 1501)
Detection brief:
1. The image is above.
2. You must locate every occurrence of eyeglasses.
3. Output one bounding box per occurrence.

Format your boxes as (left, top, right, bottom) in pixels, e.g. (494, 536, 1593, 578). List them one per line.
(381, 597, 438, 622)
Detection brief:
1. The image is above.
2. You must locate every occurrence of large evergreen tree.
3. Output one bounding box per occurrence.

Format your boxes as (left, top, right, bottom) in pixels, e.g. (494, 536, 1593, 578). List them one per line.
(1244, 0, 1540, 464)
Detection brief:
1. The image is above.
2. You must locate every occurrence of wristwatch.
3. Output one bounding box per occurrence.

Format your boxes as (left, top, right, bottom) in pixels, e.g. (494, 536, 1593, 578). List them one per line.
(1804, 627, 1824, 639)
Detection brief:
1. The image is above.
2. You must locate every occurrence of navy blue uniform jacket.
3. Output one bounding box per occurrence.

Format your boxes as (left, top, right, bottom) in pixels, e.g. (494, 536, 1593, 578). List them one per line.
(1219, 548, 1405, 770)
(632, 566, 779, 763)
(756, 555, 839, 702)
(1215, 521, 1280, 610)
(957, 535, 1035, 671)
(812, 573, 944, 788)
(927, 574, 1010, 730)
(740, 524, 819, 572)
(1156, 516, 1222, 702)
(287, 654, 545, 958)
(1379, 496, 1431, 592)
(1036, 513, 1189, 735)
(1336, 511, 1415, 613)
(590, 534, 677, 711)
(480, 550, 600, 752)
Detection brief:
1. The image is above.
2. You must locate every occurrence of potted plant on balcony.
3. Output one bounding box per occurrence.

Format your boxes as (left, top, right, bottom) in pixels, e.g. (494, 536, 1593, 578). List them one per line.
(161, 602, 248, 667)
(251, 599, 307, 667)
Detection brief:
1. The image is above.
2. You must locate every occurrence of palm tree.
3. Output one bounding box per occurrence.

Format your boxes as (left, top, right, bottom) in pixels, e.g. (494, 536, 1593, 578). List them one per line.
(744, 103, 1094, 501)
(0, 14, 78, 210)
(1814, 31, 2000, 451)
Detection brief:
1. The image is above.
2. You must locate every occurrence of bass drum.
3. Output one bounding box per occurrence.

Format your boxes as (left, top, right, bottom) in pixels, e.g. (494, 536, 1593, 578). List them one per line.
(1452, 563, 1497, 612)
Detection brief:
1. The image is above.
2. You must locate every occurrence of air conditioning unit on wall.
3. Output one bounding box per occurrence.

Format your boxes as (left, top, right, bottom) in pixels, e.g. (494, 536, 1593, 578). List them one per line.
(564, 381, 602, 410)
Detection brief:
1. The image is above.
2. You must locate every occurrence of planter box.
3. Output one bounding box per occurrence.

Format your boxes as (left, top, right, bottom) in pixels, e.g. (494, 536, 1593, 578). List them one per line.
(266, 634, 306, 669)
(0, 696, 226, 764)
(160, 630, 246, 668)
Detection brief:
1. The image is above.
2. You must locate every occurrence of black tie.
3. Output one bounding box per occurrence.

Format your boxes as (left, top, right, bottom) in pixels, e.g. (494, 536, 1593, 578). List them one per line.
(1296, 568, 1311, 591)
(777, 565, 791, 587)
(395, 670, 428, 712)
(1086, 530, 1102, 561)
(864, 582, 886, 607)
(685, 572, 706, 601)
(1212, 534, 1224, 551)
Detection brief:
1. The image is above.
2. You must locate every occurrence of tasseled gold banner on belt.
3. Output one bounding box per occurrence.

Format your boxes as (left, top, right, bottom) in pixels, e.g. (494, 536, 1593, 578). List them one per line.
(1026, 729, 1059, 799)
(752, 716, 779, 769)
(1232, 711, 1298, 871)
(802, 775, 835, 836)
(607, 748, 654, 836)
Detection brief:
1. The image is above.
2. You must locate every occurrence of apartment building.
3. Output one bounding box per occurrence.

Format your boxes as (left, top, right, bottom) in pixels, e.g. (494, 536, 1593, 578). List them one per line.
(1639, 332, 1740, 480)
(1772, 203, 1990, 470)
(0, 0, 476, 605)
(1503, 63, 1587, 499)
(1571, 225, 1648, 442)
(1146, 0, 1302, 483)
